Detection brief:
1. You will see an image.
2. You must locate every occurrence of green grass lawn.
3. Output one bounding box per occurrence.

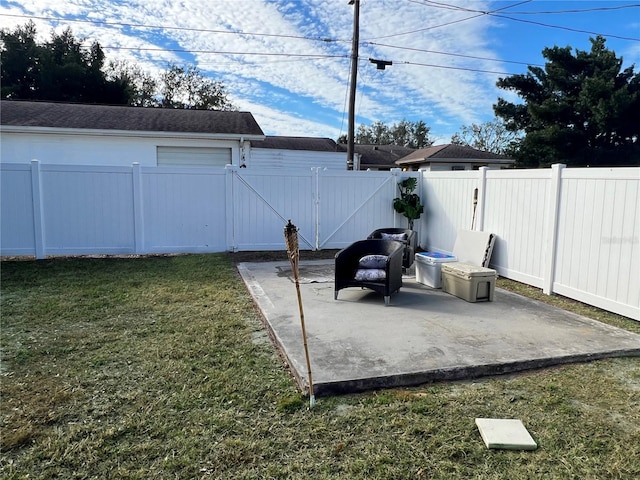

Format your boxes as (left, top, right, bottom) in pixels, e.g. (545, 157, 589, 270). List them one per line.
(1, 254, 639, 479)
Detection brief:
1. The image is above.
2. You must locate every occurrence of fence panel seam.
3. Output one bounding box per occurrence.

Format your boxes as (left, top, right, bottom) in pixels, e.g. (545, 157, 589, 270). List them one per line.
(132, 163, 144, 254)
(225, 165, 236, 252)
(30, 160, 45, 259)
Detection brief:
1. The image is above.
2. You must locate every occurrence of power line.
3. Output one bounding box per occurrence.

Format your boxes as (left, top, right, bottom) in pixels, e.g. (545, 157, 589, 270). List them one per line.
(3, 17, 528, 76)
(500, 4, 640, 15)
(395, 60, 513, 76)
(0, 13, 351, 44)
(402, 0, 640, 42)
(415, 0, 640, 15)
(364, 14, 484, 40)
(366, 0, 532, 40)
(98, 45, 349, 60)
(103, 40, 521, 76)
(198, 56, 339, 67)
(1, 13, 356, 64)
(3, 13, 531, 71)
(419, 0, 535, 13)
(407, 0, 475, 12)
(365, 41, 543, 67)
(490, 13, 640, 42)
(6, 9, 631, 77)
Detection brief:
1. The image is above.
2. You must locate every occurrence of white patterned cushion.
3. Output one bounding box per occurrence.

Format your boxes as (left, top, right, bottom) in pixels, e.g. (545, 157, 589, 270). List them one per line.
(381, 232, 407, 242)
(358, 254, 388, 269)
(354, 268, 386, 281)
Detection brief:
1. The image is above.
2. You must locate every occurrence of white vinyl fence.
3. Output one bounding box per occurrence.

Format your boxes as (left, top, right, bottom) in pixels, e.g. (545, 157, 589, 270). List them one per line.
(420, 165, 639, 320)
(1, 162, 411, 257)
(1, 161, 638, 320)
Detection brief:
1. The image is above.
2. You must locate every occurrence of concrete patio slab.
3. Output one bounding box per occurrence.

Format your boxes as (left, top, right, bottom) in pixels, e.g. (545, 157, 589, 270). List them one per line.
(238, 260, 640, 396)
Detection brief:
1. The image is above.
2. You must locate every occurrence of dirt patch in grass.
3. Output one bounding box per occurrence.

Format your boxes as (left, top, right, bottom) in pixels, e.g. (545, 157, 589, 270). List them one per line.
(227, 249, 339, 264)
(1, 253, 639, 479)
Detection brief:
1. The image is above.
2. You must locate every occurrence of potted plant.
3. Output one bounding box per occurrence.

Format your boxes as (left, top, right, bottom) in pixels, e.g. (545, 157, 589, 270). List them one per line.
(393, 177, 424, 230)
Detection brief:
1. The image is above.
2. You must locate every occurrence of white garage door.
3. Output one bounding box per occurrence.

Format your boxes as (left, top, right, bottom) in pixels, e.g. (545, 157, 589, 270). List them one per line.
(157, 146, 232, 167)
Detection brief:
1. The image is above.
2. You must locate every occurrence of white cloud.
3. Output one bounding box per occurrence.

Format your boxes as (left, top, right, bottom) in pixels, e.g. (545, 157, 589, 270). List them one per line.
(5, 0, 631, 142)
(0, 0, 502, 138)
(237, 97, 343, 138)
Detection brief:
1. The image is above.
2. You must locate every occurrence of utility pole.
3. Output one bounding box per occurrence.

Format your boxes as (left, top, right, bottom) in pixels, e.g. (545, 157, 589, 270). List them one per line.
(347, 0, 359, 170)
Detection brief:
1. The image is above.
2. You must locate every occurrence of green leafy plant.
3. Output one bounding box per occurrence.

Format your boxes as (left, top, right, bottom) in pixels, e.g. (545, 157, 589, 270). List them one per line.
(393, 177, 424, 230)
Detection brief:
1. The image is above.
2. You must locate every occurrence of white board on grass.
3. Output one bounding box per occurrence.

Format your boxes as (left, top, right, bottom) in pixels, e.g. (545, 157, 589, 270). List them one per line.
(475, 418, 538, 450)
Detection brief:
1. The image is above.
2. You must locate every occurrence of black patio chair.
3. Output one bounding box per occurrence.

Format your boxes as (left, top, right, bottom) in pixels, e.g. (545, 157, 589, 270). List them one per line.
(367, 228, 416, 269)
(334, 239, 404, 306)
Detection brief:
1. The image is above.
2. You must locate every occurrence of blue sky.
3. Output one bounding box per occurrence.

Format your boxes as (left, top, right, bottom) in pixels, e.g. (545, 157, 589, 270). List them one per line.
(1, 0, 639, 143)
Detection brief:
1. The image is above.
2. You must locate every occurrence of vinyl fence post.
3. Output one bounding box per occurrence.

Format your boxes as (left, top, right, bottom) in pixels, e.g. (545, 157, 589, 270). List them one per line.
(30, 160, 45, 259)
(132, 162, 145, 254)
(390, 168, 401, 228)
(225, 164, 238, 252)
(476, 167, 488, 231)
(543, 163, 566, 295)
(312, 167, 320, 251)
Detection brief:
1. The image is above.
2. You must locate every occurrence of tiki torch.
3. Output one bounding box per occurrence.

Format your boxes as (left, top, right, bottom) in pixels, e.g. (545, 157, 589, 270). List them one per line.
(283, 220, 315, 408)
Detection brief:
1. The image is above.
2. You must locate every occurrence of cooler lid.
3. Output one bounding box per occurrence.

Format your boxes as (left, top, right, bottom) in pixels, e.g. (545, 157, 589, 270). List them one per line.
(442, 262, 497, 278)
(415, 252, 457, 264)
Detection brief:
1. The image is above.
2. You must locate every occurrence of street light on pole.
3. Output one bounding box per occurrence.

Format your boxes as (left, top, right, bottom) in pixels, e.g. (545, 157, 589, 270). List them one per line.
(347, 0, 359, 170)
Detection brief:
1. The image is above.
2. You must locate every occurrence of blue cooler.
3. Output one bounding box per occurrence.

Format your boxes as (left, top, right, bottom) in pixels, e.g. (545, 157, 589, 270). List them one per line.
(415, 252, 457, 288)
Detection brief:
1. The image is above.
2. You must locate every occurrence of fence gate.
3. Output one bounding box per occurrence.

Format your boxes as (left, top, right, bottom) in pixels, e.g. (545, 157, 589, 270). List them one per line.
(228, 167, 407, 251)
(229, 167, 317, 251)
(315, 169, 405, 250)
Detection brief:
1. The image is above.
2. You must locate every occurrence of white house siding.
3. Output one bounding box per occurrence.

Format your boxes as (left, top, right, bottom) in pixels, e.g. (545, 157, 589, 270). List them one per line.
(0, 130, 242, 167)
(418, 162, 510, 171)
(249, 148, 347, 170)
(157, 146, 232, 167)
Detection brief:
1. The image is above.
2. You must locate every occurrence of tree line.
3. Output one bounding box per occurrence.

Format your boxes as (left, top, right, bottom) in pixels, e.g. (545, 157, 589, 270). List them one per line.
(0, 21, 235, 110)
(337, 120, 433, 149)
(1, 22, 638, 167)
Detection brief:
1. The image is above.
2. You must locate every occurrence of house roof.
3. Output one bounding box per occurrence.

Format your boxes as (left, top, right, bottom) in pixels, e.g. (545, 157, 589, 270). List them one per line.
(337, 143, 416, 169)
(0, 100, 265, 137)
(396, 144, 513, 165)
(251, 136, 338, 152)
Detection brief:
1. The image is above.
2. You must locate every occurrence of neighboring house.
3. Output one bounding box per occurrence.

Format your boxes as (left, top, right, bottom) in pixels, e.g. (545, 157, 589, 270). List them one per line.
(337, 143, 416, 170)
(395, 144, 515, 171)
(0, 100, 265, 167)
(248, 136, 347, 169)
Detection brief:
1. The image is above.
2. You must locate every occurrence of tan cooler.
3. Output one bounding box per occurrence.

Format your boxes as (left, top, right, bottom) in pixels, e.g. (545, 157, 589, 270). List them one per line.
(441, 262, 497, 302)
